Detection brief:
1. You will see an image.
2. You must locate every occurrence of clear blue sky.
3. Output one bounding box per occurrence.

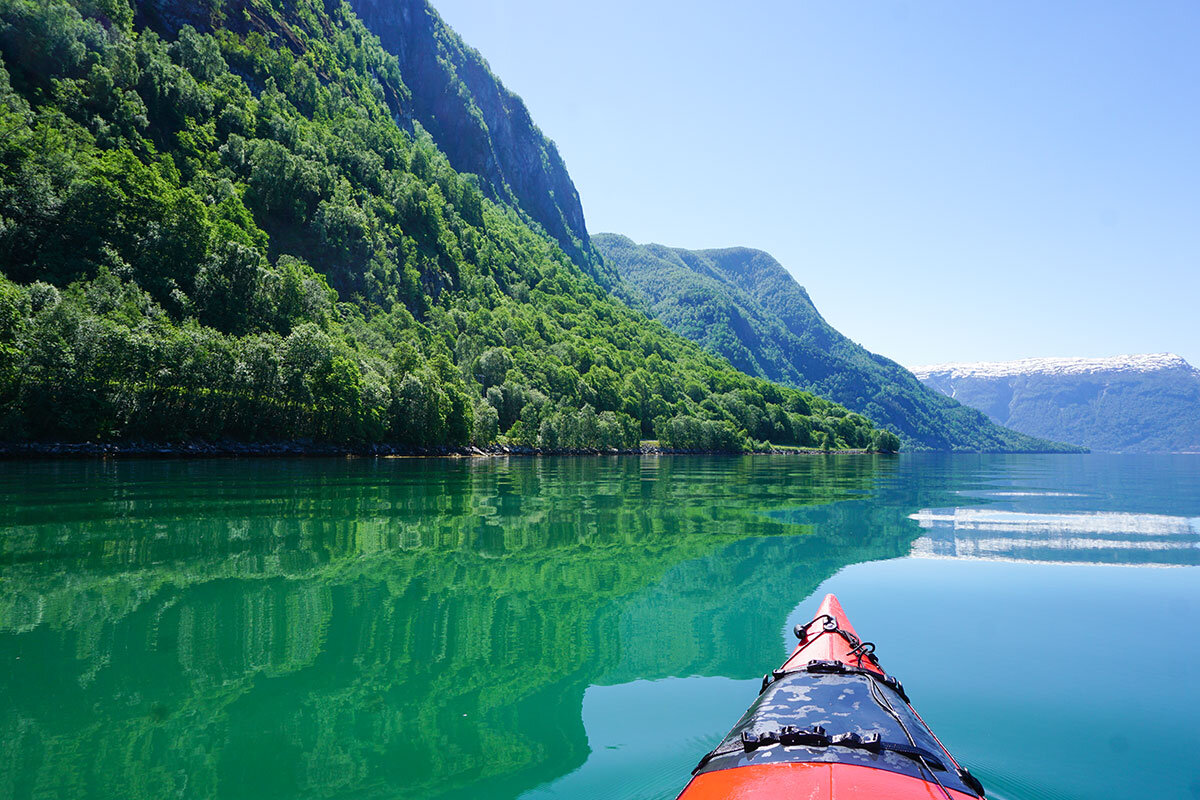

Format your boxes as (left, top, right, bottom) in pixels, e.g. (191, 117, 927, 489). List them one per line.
(430, 0, 1200, 368)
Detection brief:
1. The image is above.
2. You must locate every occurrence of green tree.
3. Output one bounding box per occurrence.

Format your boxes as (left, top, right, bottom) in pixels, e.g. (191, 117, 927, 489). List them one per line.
(872, 429, 901, 454)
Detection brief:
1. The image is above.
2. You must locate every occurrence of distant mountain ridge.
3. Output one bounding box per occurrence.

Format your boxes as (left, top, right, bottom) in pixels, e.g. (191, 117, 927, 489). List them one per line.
(595, 234, 1079, 453)
(915, 353, 1194, 379)
(914, 354, 1200, 453)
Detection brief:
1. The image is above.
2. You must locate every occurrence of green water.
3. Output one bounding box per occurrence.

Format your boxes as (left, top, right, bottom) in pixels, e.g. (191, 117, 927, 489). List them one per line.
(0, 455, 1197, 800)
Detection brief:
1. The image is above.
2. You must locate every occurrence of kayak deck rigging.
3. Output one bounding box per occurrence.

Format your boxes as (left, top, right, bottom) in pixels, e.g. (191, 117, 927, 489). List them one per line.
(675, 594, 986, 800)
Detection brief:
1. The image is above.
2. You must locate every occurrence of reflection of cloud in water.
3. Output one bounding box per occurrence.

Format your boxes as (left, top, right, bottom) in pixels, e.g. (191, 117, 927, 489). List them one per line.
(908, 509, 1200, 566)
(910, 509, 1200, 535)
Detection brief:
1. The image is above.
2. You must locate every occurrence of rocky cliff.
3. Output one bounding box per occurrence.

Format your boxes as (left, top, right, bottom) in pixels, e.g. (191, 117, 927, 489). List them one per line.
(134, 0, 599, 277)
(346, 0, 601, 276)
(914, 354, 1200, 453)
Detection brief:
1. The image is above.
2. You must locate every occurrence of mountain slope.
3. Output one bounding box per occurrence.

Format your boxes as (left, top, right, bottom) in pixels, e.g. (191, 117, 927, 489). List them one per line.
(130, 0, 600, 278)
(914, 354, 1200, 453)
(595, 234, 1078, 452)
(345, 0, 603, 279)
(0, 0, 878, 452)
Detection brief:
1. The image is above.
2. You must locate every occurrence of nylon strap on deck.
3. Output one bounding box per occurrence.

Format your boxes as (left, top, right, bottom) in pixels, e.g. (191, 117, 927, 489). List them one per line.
(690, 669, 985, 797)
(692, 729, 946, 775)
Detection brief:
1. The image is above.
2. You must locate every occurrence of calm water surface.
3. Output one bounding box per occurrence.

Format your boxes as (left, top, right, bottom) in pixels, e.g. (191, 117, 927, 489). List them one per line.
(0, 454, 1197, 799)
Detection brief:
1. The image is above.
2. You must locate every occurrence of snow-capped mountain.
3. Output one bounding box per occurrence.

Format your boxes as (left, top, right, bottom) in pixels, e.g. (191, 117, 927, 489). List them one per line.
(914, 353, 1196, 381)
(912, 354, 1200, 453)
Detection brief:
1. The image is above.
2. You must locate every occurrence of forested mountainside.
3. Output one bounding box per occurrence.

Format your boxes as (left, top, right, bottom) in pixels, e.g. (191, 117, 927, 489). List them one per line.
(915, 354, 1200, 453)
(596, 234, 1079, 452)
(343, 0, 603, 280)
(0, 0, 884, 452)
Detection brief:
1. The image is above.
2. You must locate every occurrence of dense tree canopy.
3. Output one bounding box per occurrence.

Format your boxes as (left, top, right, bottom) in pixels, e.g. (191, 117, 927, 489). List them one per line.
(0, 0, 881, 452)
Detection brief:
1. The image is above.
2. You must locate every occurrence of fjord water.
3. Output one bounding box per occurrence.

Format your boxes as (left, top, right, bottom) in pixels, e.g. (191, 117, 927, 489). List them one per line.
(0, 456, 1197, 800)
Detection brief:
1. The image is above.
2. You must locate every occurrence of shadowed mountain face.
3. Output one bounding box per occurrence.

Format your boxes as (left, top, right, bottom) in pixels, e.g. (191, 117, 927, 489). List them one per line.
(914, 355, 1200, 453)
(595, 234, 1077, 453)
(345, 0, 604, 279)
(134, 0, 599, 278)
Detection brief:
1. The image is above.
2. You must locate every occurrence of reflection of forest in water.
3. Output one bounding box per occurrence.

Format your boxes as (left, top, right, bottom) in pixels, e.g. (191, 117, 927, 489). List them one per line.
(4, 454, 1185, 799)
(0, 456, 917, 800)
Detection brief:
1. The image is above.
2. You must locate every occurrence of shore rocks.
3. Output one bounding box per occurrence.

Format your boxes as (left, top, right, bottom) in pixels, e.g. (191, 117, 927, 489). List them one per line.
(0, 441, 880, 459)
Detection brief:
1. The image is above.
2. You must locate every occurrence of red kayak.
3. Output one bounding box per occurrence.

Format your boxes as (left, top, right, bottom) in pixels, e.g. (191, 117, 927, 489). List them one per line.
(676, 594, 986, 799)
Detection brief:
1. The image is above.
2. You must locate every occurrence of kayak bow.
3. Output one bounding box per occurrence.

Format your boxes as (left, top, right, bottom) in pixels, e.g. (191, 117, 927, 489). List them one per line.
(676, 594, 985, 799)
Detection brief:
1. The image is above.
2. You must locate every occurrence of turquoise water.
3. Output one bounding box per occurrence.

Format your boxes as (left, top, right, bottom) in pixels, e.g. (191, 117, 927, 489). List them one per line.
(0, 454, 1197, 799)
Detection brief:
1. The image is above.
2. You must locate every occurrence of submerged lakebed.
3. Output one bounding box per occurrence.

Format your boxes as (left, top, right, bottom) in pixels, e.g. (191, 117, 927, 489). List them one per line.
(0, 454, 1197, 799)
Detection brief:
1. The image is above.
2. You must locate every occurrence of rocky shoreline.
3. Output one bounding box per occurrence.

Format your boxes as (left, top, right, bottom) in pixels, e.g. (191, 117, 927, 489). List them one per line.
(0, 440, 882, 459)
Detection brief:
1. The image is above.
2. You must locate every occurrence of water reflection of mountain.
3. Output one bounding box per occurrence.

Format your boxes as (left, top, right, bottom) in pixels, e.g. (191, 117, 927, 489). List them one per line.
(909, 508, 1200, 566)
(603, 505, 918, 685)
(0, 456, 914, 800)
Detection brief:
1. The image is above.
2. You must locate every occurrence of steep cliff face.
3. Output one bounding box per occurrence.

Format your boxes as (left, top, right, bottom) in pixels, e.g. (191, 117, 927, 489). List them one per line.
(914, 355, 1200, 453)
(346, 0, 601, 276)
(597, 233, 1080, 453)
(133, 0, 599, 276)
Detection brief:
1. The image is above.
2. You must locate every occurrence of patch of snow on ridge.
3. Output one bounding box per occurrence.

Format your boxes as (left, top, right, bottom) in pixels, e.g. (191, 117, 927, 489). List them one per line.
(911, 353, 1193, 380)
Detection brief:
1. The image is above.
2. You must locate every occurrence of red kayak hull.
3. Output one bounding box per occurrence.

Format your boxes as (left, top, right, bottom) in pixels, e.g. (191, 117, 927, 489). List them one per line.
(681, 762, 977, 799)
(675, 593, 980, 800)
(779, 593, 885, 675)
